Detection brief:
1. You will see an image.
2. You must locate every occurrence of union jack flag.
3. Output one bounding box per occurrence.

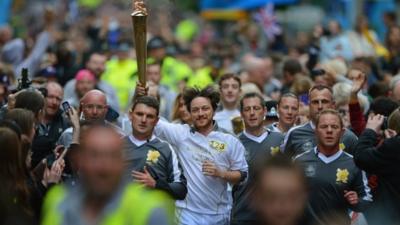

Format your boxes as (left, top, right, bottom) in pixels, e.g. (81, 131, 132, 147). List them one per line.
(253, 3, 282, 41)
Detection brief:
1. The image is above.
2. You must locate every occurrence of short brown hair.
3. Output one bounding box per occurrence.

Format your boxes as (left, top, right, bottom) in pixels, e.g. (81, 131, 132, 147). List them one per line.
(218, 73, 241, 88)
(278, 92, 299, 105)
(240, 92, 265, 111)
(131, 96, 160, 116)
(15, 90, 45, 119)
(309, 84, 334, 102)
(315, 109, 343, 128)
(309, 84, 333, 96)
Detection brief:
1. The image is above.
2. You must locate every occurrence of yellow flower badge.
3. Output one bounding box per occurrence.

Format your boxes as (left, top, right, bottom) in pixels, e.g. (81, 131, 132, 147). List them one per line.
(146, 150, 161, 164)
(339, 143, 346, 150)
(270, 146, 280, 155)
(209, 141, 226, 153)
(336, 168, 349, 183)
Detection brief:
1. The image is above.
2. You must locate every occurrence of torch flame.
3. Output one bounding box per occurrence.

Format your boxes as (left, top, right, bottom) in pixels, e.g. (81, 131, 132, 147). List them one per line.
(132, 0, 148, 16)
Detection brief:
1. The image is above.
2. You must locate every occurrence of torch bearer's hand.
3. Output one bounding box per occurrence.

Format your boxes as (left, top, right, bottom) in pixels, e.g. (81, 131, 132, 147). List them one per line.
(134, 81, 149, 99)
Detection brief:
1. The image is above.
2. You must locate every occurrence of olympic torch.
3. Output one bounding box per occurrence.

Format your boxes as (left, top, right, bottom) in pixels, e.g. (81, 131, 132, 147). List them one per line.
(131, 0, 148, 86)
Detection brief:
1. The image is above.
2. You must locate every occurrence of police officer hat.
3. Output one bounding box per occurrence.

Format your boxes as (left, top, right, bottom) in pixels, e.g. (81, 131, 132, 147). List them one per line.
(147, 36, 167, 50)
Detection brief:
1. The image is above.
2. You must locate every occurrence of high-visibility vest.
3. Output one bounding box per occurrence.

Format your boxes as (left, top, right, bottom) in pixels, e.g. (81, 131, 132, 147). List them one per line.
(101, 58, 138, 110)
(187, 66, 213, 88)
(160, 56, 193, 91)
(41, 183, 175, 225)
(187, 66, 223, 89)
(78, 0, 102, 8)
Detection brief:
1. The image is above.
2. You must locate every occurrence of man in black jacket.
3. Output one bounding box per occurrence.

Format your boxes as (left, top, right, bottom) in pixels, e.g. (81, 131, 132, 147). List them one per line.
(31, 81, 69, 167)
(353, 114, 400, 225)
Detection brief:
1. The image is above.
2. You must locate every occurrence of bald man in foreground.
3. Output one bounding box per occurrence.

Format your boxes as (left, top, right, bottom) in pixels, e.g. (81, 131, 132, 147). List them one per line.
(57, 90, 124, 148)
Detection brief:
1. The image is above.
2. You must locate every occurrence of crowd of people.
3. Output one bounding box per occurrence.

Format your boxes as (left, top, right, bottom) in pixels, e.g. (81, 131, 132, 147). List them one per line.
(0, 1, 400, 225)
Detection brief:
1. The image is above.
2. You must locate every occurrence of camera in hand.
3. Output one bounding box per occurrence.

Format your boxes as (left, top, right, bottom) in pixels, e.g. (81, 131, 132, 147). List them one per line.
(17, 68, 32, 91)
(13, 68, 48, 97)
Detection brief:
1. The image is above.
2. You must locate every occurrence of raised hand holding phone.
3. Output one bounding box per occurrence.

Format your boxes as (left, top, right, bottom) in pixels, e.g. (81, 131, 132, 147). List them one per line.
(65, 106, 81, 144)
(65, 106, 80, 129)
(62, 101, 71, 113)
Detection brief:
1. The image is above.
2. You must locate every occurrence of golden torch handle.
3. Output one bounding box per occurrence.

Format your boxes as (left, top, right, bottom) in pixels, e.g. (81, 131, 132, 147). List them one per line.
(131, 0, 148, 86)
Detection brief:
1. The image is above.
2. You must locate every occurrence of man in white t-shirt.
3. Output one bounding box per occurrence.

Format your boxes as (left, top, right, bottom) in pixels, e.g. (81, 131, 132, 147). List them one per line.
(214, 74, 241, 134)
(135, 84, 248, 225)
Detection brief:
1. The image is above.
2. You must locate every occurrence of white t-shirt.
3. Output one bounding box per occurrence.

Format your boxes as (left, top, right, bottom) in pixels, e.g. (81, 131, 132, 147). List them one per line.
(155, 120, 248, 215)
(213, 109, 240, 134)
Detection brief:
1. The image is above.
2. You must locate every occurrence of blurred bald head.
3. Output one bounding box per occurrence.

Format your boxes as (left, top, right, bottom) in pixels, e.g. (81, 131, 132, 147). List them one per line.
(242, 54, 265, 72)
(81, 90, 106, 104)
(78, 124, 124, 199)
(242, 54, 273, 91)
(80, 90, 108, 121)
